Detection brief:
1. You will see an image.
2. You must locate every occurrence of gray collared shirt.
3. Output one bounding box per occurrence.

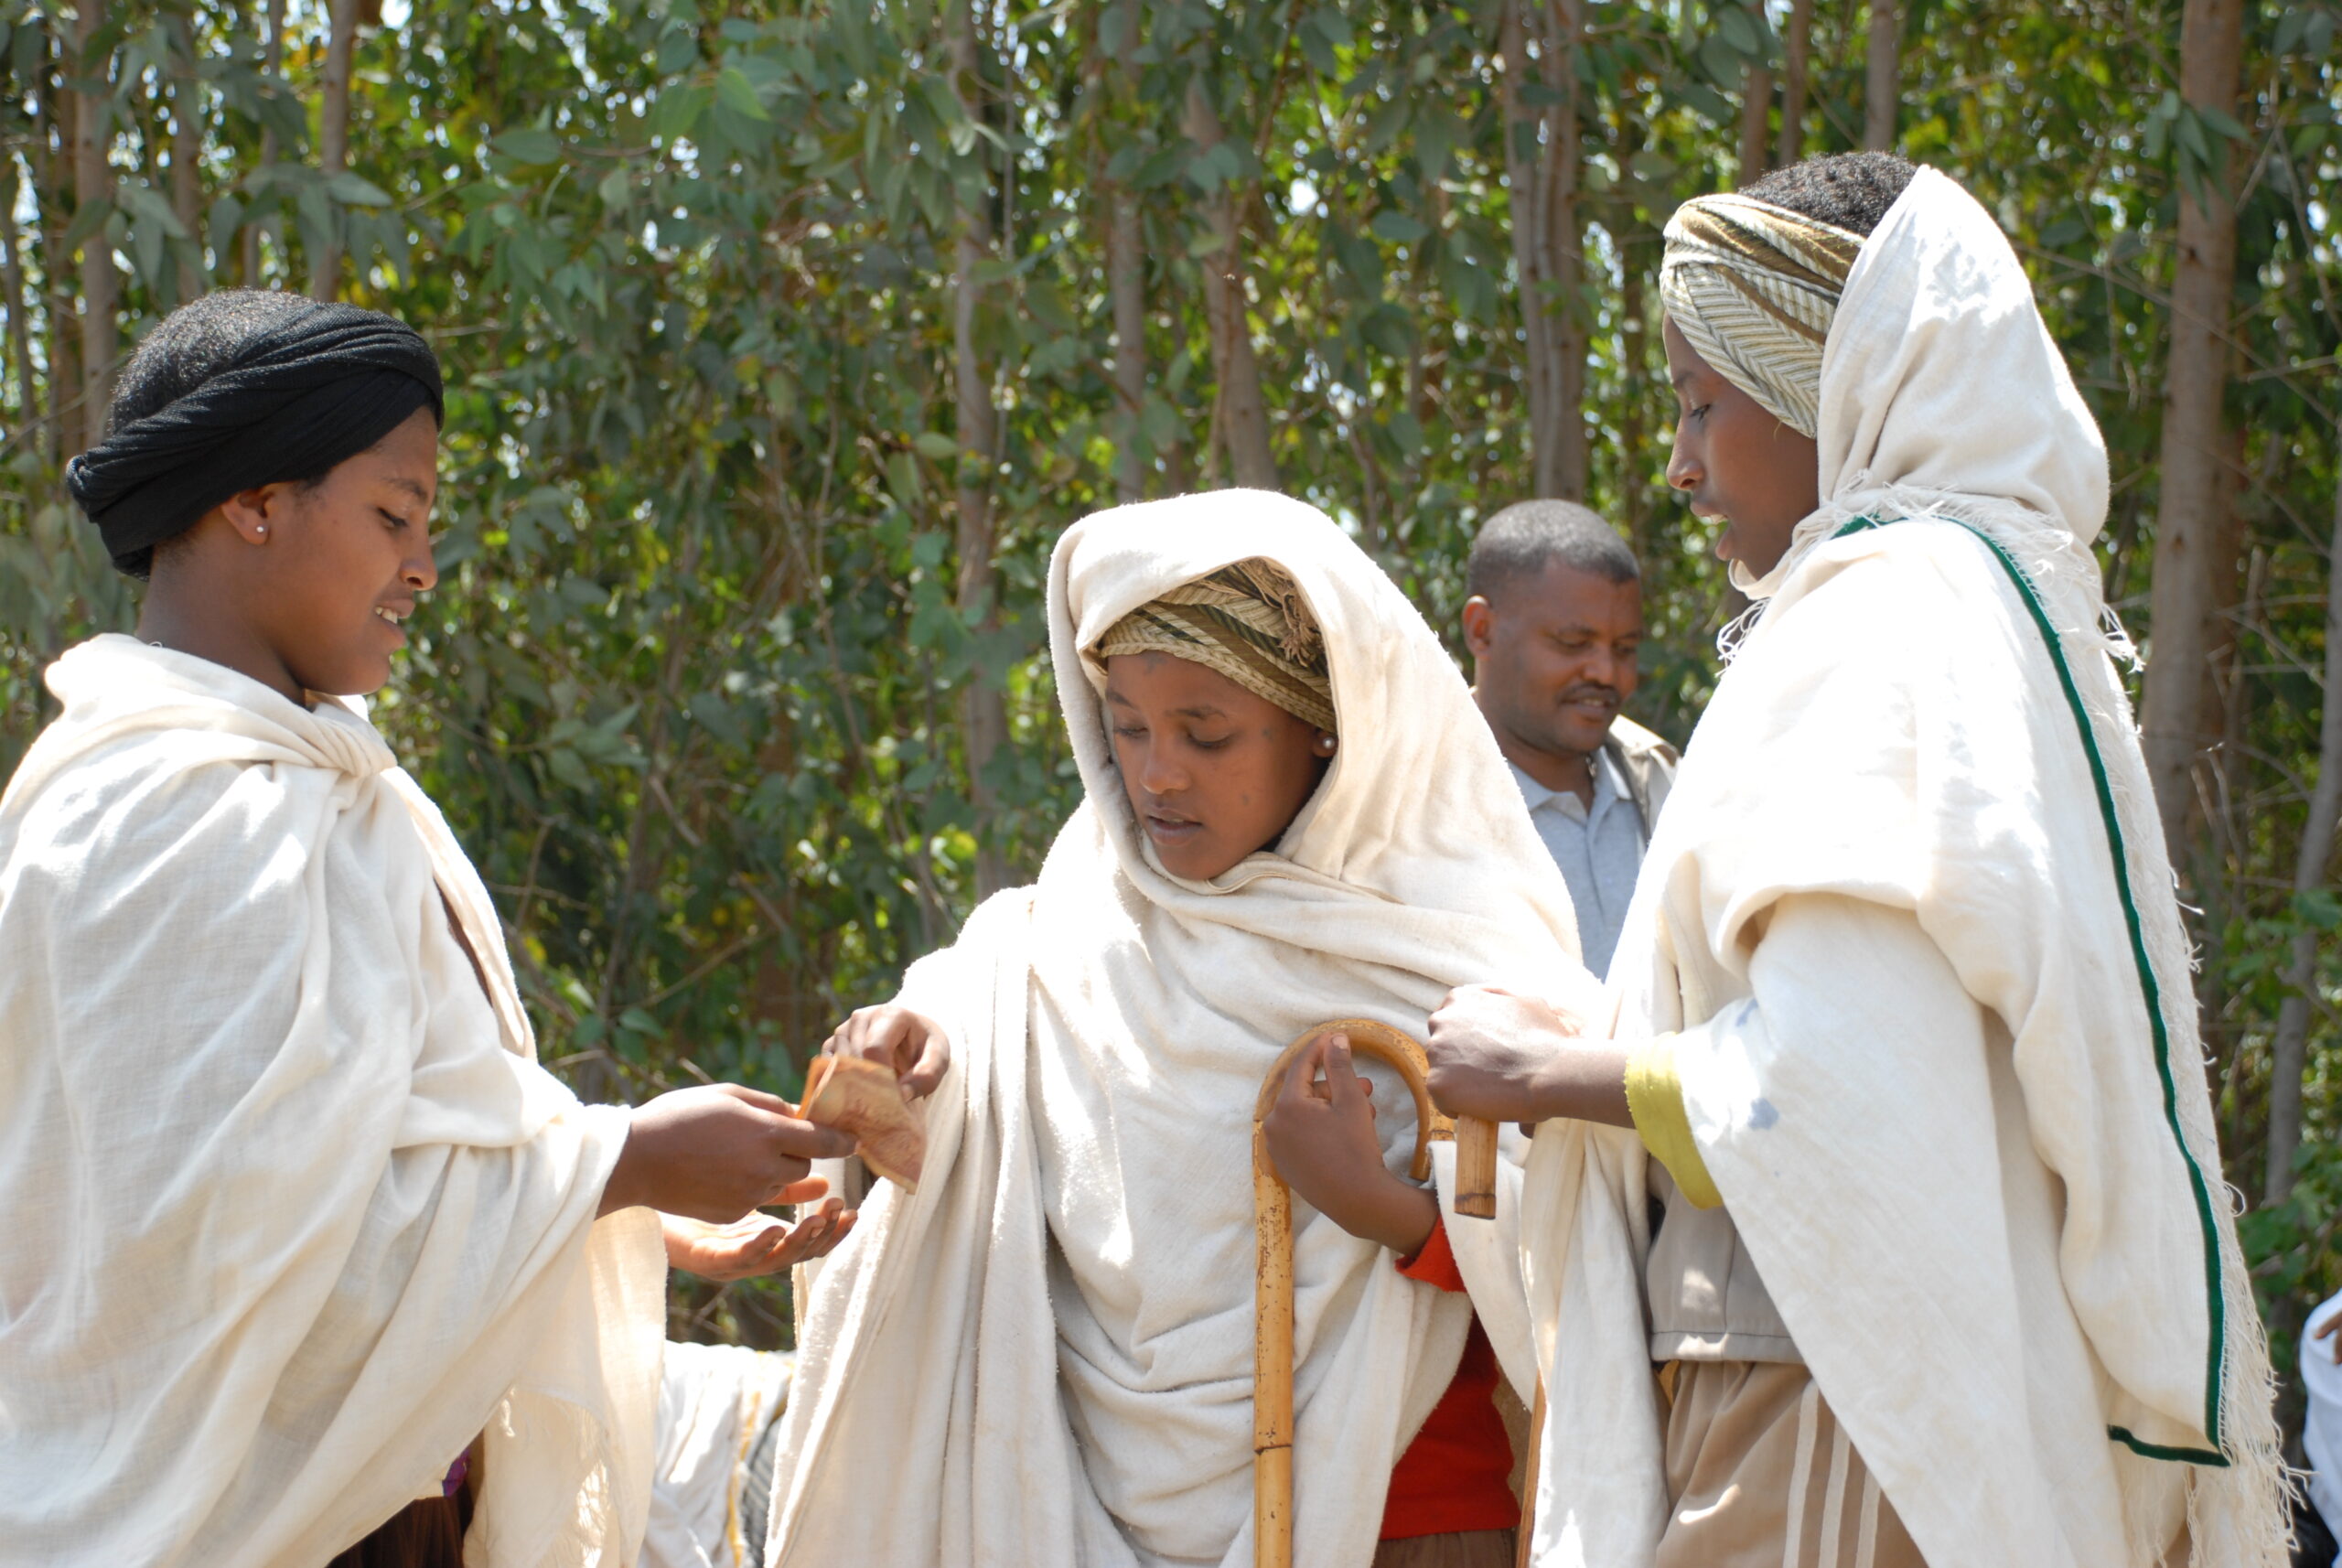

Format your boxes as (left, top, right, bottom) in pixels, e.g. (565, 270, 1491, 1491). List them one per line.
(1508, 748, 1647, 979)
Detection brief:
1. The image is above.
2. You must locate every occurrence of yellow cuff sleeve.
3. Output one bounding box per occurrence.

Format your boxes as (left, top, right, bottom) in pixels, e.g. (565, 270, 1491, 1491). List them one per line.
(1624, 1036, 1724, 1210)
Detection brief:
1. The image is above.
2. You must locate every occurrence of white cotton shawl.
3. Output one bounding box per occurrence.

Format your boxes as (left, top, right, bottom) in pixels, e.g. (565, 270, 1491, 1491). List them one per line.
(0, 636, 668, 1568)
(768, 493, 1595, 1568)
(640, 1344, 793, 1568)
(1518, 167, 2286, 1567)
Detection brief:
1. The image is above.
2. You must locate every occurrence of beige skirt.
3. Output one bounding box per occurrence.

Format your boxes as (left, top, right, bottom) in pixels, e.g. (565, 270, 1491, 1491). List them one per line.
(1656, 1360, 1928, 1568)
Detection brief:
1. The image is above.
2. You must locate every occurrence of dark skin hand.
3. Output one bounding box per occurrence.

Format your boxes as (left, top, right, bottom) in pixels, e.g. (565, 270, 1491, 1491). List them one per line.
(1662, 317, 1822, 579)
(598, 1084, 855, 1221)
(1262, 1033, 1440, 1257)
(819, 1002, 955, 1101)
(1423, 984, 1632, 1131)
(1463, 560, 1643, 805)
(661, 1198, 856, 1282)
(1104, 652, 1335, 882)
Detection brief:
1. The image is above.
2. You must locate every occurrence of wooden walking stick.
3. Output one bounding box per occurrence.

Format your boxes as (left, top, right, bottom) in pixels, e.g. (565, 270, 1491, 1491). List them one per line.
(1453, 1113, 1499, 1219)
(1252, 1019, 1453, 1568)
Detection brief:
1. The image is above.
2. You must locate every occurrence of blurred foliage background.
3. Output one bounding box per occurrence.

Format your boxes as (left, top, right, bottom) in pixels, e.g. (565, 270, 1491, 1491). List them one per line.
(0, 0, 2337, 1426)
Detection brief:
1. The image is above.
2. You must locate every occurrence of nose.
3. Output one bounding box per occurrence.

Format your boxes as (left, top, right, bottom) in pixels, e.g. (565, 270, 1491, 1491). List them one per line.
(1582, 645, 1617, 687)
(1665, 433, 1701, 495)
(404, 534, 439, 594)
(1135, 738, 1186, 797)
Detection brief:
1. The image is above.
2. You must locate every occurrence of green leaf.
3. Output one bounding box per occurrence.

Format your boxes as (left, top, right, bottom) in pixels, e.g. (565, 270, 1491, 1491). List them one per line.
(59, 197, 114, 252)
(715, 66, 770, 122)
(494, 128, 562, 164)
(912, 431, 960, 460)
(1370, 209, 1428, 244)
(328, 172, 394, 207)
(598, 166, 630, 209)
(650, 84, 713, 143)
(1714, 7, 1763, 57)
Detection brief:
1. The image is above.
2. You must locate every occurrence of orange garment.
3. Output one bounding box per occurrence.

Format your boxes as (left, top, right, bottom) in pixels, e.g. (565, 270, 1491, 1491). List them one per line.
(1380, 1220, 1520, 1541)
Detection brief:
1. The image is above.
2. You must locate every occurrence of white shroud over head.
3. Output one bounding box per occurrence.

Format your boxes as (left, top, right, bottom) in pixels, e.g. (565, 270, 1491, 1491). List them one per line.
(771, 492, 1594, 1568)
(1520, 168, 2286, 1568)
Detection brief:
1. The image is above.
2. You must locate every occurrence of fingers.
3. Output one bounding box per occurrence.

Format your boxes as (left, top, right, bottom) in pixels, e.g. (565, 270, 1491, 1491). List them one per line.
(770, 1172, 837, 1207)
(1278, 1036, 1327, 1111)
(773, 1116, 856, 1166)
(715, 1083, 796, 1116)
(898, 1016, 951, 1101)
(1325, 1036, 1368, 1111)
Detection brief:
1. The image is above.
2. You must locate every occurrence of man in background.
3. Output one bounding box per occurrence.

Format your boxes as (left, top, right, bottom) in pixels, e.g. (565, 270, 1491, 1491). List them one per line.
(1461, 500, 1676, 978)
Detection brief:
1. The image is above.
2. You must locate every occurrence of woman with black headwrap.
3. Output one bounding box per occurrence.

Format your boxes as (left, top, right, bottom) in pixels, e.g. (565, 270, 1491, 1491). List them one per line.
(0, 292, 876, 1568)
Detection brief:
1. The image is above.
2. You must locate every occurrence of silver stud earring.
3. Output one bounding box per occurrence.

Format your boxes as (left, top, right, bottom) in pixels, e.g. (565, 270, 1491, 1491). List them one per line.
(255, 525, 267, 537)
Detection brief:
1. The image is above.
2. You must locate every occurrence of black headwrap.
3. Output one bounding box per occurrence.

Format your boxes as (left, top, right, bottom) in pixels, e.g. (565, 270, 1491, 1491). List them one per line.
(67, 295, 445, 572)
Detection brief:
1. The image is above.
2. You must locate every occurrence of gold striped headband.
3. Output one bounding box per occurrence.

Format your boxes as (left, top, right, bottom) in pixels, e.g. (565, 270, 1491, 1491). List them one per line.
(1090, 558, 1337, 735)
(1660, 194, 1866, 438)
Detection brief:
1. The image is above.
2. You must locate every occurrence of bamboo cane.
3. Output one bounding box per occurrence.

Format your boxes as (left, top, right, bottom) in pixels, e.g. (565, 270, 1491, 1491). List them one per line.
(1453, 1114, 1499, 1219)
(1514, 1379, 1547, 1568)
(1252, 1019, 1450, 1568)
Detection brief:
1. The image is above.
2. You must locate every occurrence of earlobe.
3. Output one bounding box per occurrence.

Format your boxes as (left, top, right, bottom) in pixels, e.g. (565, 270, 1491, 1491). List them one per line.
(219, 484, 281, 546)
(1313, 732, 1338, 757)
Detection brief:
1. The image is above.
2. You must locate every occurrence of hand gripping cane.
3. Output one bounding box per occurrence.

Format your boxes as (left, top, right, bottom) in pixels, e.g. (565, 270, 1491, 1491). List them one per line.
(1251, 1020, 1507, 1568)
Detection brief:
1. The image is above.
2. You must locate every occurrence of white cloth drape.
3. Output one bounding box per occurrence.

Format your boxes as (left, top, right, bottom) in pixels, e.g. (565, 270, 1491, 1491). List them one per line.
(0, 636, 667, 1568)
(768, 493, 1595, 1568)
(640, 1344, 793, 1568)
(1517, 166, 2285, 1568)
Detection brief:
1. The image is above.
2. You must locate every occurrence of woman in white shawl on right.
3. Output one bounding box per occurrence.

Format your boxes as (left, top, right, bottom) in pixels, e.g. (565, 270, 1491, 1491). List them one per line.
(1425, 155, 2288, 1567)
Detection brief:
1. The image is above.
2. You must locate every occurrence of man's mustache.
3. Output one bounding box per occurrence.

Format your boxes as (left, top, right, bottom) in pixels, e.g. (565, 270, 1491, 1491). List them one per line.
(1557, 682, 1619, 706)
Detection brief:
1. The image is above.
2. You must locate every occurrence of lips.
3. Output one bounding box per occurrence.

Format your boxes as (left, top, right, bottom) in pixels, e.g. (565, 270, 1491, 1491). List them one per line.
(1143, 809, 1203, 843)
(373, 601, 414, 644)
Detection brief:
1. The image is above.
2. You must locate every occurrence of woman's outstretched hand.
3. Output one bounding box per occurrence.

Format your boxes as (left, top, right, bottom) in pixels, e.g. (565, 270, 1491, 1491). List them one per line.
(661, 1198, 857, 1281)
(1262, 1033, 1439, 1257)
(820, 1004, 952, 1101)
(600, 1084, 854, 1221)
(1424, 984, 1632, 1130)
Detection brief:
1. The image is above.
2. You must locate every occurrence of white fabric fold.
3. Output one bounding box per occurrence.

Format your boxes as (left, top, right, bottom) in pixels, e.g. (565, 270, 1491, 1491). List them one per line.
(769, 493, 1595, 1568)
(1520, 167, 2284, 1567)
(0, 635, 667, 1568)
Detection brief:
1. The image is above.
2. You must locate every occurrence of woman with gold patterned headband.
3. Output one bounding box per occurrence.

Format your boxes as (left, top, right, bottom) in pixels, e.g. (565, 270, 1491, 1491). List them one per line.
(1426, 154, 2285, 1567)
(767, 492, 1600, 1567)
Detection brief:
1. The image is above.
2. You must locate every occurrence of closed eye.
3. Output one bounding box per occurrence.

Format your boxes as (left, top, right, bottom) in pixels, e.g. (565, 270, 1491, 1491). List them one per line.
(380, 508, 414, 531)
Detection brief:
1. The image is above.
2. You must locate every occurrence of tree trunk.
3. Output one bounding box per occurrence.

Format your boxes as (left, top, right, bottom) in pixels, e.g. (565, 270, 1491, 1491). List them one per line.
(1184, 79, 1277, 490)
(1107, 191, 1148, 504)
(1101, 2, 1149, 504)
(2140, 0, 2245, 865)
(37, 55, 77, 468)
(1534, 0, 1587, 499)
(1498, 0, 1558, 496)
(1776, 0, 1814, 166)
(1739, 63, 1775, 183)
(169, 11, 203, 303)
(71, 0, 118, 453)
(311, 0, 361, 300)
(0, 159, 31, 427)
(245, 0, 286, 285)
(1863, 0, 1902, 152)
(946, 0, 1009, 896)
(2263, 465, 2342, 1205)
